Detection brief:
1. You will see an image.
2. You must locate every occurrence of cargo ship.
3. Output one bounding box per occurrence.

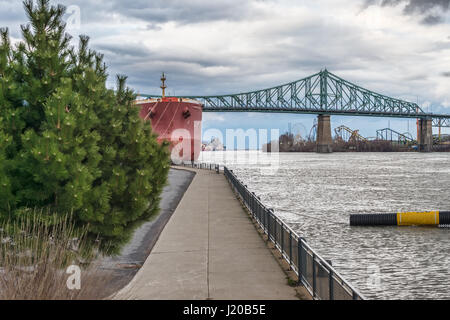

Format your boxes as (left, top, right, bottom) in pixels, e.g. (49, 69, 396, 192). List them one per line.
(135, 73, 203, 162)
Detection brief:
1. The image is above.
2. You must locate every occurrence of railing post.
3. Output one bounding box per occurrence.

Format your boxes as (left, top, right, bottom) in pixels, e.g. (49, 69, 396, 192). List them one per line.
(329, 270, 334, 300)
(270, 209, 275, 243)
(259, 204, 262, 224)
(256, 202, 259, 222)
(264, 207, 268, 232)
(261, 207, 264, 230)
(312, 254, 316, 299)
(273, 216, 278, 247)
(256, 196, 261, 220)
(252, 192, 255, 213)
(281, 225, 284, 255)
(289, 230, 292, 267)
(297, 238, 303, 285)
(259, 204, 262, 223)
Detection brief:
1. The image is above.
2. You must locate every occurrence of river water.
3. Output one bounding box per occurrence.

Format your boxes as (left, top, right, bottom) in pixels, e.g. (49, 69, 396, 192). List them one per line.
(199, 151, 450, 300)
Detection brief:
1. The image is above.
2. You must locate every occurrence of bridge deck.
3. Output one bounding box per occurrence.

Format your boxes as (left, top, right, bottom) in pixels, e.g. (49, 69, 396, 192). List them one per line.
(139, 70, 450, 125)
(112, 168, 302, 300)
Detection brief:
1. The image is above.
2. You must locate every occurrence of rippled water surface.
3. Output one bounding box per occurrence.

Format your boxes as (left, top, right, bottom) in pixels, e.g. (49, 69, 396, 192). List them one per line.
(199, 151, 450, 300)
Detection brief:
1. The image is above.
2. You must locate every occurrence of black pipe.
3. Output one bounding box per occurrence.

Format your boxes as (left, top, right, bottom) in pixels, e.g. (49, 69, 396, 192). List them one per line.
(350, 213, 397, 226)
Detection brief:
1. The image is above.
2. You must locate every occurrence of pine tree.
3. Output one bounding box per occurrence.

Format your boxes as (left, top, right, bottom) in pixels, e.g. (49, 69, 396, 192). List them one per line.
(0, 28, 15, 213)
(0, 0, 170, 253)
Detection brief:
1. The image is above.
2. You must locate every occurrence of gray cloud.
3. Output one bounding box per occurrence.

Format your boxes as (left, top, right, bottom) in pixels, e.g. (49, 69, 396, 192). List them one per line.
(442, 72, 450, 77)
(0, 0, 273, 37)
(1, 0, 449, 117)
(365, 0, 450, 25)
(110, 0, 253, 24)
(430, 39, 450, 51)
(94, 43, 151, 59)
(399, 0, 449, 13)
(422, 14, 444, 24)
(0, 0, 27, 37)
(45, 0, 266, 26)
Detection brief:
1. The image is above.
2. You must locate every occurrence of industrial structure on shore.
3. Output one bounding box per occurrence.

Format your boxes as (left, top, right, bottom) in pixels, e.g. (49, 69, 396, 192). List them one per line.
(264, 122, 450, 153)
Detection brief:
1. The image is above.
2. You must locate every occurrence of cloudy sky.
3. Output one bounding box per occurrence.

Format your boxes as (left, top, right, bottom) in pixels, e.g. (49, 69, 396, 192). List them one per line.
(2, 0, 450, 142)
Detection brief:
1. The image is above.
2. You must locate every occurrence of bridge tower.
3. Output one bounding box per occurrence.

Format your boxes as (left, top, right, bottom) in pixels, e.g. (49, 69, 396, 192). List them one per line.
(316, 114, 333, 153)
(418, 118, 433, 152)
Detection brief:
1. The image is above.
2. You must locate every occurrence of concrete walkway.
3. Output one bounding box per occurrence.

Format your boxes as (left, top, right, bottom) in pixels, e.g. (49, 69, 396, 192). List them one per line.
(113, 168, 299, 300)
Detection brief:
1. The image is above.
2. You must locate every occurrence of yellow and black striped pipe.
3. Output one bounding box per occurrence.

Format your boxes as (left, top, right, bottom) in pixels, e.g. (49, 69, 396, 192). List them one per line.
(350, 211, 450, 226)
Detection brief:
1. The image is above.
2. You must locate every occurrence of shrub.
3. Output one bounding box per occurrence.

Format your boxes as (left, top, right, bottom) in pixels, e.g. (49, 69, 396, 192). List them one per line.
(0, 0, 170, 253)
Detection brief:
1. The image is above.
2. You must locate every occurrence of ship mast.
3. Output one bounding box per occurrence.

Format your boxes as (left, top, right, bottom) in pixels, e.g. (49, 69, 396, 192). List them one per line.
(160, 72, 167, 98)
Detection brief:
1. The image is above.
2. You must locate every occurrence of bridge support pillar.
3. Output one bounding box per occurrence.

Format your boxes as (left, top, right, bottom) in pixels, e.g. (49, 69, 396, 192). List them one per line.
(316, 114, 333, 153)
(418, 118, 433, 152)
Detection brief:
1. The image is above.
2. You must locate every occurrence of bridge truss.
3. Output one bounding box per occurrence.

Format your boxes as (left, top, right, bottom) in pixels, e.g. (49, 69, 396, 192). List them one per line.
(433, 118, 450, 128)
(140, 70, 450, 124)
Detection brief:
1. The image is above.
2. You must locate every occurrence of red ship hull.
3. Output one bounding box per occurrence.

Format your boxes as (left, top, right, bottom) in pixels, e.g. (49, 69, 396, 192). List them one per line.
(136, 98, 203, 162)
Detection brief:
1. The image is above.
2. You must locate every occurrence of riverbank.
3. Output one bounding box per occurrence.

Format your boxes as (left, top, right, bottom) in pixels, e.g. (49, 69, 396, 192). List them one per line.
(264, 141, 450, 152)
(112, 167, 306, 300)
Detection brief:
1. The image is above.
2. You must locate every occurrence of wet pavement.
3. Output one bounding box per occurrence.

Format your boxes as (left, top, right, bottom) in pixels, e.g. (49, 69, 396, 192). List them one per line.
(113, 168, 300, 300)
(98, 168, 195, 297)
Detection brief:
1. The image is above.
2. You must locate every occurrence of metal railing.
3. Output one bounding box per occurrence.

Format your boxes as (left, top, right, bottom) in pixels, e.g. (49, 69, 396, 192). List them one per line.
(223, 167, 365, 300)
(174, 161, 222, 173)
(173, 161, 365, 300)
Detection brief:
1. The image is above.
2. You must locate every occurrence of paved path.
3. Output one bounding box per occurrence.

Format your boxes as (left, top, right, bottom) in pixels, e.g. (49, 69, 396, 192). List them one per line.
(98, 169, 195, 298)
(113, 168, 299, 300)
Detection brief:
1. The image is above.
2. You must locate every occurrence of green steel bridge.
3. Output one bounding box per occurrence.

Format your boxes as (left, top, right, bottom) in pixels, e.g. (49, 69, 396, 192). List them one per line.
(139, 69, 450, 127)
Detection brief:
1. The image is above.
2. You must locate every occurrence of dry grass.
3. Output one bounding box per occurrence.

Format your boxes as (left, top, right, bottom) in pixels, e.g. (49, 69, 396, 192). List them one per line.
(0, 211, 113, 300)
